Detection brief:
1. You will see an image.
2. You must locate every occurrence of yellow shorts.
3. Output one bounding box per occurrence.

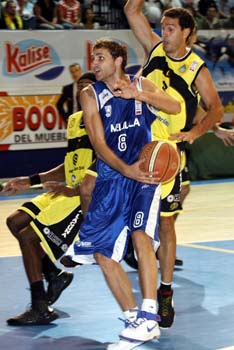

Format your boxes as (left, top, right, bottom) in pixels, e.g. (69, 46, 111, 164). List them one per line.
(20, 193, 82, 262)
(160, 149, 187, 217)
(180, 150, 190, 186)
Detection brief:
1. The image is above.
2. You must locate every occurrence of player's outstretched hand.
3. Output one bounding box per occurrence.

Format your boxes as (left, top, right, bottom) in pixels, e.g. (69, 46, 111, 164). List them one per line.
(1, 176, 31, 195)
(169, 129, 198, 144)
(113, 78, 138, 100)
(214, 126, 234, 146)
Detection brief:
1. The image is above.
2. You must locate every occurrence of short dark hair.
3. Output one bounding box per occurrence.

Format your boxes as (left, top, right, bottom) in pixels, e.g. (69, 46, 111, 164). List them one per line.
(93, 39, 127, 70)
(163, 7, 196, 45)
(78, 71, 96, 83)
(69, 63, 81, 69)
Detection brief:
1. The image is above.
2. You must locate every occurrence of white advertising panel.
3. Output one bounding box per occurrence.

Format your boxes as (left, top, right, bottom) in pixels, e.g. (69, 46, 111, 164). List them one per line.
(0, 29, 233, 150)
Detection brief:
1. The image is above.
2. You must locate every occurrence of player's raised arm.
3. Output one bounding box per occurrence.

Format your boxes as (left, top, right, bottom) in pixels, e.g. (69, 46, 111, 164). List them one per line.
(113, 77, 181, 114)
(124, 0, 160, 55)
(137, 77, 181, 114)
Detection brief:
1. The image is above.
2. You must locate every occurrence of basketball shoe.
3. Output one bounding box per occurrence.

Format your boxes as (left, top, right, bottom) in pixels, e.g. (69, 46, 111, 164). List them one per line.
(119, 311, 160, 342)
(60, 255, 82, 268)
(47, 270, 74, 305)
(7, 300, 58, 326)
(175, 257, 183, 266)
(157, 288, 175, 328)
(124, 237, 183, 269)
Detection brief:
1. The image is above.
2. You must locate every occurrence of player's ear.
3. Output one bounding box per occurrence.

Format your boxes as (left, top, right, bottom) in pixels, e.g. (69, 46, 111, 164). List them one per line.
(115, 56, 123, 68)
(183, 28, 191, 42)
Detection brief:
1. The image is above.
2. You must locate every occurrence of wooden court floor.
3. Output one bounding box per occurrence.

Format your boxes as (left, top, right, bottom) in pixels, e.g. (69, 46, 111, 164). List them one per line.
(0, 179, 234, 350)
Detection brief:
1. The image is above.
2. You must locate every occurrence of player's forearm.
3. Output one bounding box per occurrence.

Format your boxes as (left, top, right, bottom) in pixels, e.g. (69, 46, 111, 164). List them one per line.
(136, 90, 181, 114)
(190, 105, 223, 139)
(124, 0, 145, 13)
(94, 141, 129, 176)
(124, 0, 158, 54)
(39, 164, 65, 183)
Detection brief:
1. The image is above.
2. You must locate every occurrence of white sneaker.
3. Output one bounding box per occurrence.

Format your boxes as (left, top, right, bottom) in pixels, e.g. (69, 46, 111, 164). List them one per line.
(107, 340, 143, 350)
(119, 311, 161, 342)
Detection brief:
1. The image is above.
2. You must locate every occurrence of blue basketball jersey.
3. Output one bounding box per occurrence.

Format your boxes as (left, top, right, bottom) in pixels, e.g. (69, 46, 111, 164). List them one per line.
(65, 76, 161, 264)
(92, 75, 157, 179)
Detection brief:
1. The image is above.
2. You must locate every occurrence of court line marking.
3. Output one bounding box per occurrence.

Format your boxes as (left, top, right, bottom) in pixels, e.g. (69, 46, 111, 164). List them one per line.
(192, 177, 234, 185)
(179, 243, 234, 254)
(0, 253, 21, 258)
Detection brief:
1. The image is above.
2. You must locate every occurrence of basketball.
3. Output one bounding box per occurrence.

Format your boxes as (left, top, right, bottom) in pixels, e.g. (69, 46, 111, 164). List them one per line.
(139, 141, 180, 183)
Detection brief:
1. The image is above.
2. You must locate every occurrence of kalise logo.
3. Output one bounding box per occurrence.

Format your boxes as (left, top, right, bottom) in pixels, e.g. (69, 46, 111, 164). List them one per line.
(3, 39, 64, 80)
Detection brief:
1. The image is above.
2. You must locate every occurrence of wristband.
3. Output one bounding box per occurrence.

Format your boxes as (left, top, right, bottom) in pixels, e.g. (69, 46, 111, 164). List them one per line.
(29, 174, 41, 186)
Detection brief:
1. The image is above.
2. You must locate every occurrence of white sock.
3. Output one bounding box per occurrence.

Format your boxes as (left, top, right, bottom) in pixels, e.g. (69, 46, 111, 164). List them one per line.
(123, 306, 138, 321)
(161, 281, 172, 286)
(141, 298, 157, 314)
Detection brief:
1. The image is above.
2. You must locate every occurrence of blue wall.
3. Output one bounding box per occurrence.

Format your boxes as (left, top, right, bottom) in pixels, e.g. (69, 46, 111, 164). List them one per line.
(1, 148, 66, 178)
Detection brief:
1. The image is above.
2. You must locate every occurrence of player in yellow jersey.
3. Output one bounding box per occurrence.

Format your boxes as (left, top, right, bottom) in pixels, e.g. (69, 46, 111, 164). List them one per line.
(124, 1, 223, 329)
(2, 72, 97, 326)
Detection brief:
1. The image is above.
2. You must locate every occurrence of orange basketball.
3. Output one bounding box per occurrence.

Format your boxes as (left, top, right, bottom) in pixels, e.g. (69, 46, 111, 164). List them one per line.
(139, 141, 180, 183)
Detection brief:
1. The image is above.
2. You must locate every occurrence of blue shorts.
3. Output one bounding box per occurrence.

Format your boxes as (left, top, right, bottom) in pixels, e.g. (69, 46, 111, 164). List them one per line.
(66, 176, 161, 263)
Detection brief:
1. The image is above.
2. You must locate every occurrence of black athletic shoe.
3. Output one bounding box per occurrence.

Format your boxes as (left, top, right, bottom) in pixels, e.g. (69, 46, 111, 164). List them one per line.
(175, 257, 183, 266)
(7, 301, 58, 326)
(124, 238, 183, 270)
(47, 270, 74, 305)
(123, 236, 139, 270)
(156, 251, 183, 267)
(60, 256, 82, 268)
(157, 289, 175, 328)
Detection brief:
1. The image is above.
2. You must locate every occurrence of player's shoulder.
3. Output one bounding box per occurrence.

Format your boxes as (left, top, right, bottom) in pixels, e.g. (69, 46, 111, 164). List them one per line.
(189, 49, 205, 64)
(80, 84, 96, 99)
(150, 41, 163, 55)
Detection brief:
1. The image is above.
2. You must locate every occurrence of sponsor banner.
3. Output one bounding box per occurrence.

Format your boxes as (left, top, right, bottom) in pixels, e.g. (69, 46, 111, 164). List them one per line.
(0, 30, 144, 94)
(0, 30, 233, 150)
(0, 30, 144, 150)
(0, 94, 66, 150)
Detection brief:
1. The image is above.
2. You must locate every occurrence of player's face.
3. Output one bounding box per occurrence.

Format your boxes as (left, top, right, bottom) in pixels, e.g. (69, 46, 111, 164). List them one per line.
(91, 48, 116, 82)
(161, 17, 187, 57)
(70, 65, 82, 82)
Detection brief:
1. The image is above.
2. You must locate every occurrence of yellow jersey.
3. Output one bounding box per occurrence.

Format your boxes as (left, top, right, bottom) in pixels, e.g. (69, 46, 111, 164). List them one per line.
(142, 42, 205, 145)
(64, 111, 95, 187)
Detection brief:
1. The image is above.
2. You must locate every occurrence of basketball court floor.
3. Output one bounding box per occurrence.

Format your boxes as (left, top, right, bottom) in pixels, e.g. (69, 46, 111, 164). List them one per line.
(0, 179, 234, 350)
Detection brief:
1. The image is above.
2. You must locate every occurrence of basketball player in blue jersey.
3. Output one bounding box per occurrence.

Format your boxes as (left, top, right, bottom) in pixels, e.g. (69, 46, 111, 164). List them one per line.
(65, 38, 181, 345)
(124, 1, 223, 329)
